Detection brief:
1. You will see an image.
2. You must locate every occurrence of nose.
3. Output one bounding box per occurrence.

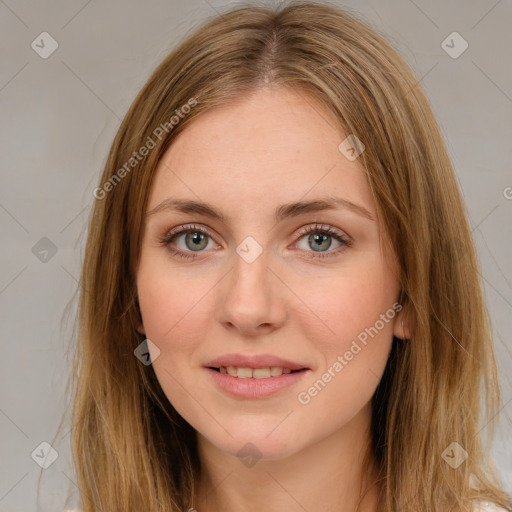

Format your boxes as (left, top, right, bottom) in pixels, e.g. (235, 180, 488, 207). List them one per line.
(215, 245, 287, 337)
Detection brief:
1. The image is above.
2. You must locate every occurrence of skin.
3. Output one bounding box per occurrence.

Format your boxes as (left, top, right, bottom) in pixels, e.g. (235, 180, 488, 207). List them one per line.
(136, 86, 410, 512)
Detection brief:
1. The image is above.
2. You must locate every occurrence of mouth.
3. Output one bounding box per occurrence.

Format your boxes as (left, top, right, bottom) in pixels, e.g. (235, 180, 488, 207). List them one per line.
(203, 354, 311, 398)
(204, 360, 311, 399)
(207, 366, 306, 378)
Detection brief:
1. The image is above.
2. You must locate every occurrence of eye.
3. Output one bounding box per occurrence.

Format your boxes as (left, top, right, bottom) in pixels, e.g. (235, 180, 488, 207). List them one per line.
(293, 224, 352, 259)
(158, 223, 352, 261)
(157, 224, 219, 260)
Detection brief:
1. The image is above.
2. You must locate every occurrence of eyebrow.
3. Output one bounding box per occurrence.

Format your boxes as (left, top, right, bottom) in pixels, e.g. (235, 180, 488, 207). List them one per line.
(145, 196, 374, 222)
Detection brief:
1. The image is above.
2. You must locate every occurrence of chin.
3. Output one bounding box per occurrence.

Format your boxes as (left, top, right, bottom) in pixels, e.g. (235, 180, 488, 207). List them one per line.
(198, 424, 304, 462)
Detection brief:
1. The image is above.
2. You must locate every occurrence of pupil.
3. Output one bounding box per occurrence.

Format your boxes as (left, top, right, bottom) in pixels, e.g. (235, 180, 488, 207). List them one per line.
(186, 232, 207, 251)
(310, 233, 330, 252)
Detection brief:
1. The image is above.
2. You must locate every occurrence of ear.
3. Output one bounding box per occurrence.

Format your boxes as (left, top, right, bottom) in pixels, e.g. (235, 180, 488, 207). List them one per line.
(135, 295, 145, 335)
(392, 308, 412, 340)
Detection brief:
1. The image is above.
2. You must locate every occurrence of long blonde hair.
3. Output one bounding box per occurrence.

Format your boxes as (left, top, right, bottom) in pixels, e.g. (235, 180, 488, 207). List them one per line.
(66, 1, 511, 510)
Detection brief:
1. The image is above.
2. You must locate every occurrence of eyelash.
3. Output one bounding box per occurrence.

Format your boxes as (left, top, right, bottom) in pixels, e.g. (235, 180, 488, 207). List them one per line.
(157, 223, 352, 261)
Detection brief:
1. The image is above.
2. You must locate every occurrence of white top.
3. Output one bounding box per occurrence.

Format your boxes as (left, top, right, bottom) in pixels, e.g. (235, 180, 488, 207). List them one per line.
(475, 503, 509, 511)
(64, 501, 510, 511)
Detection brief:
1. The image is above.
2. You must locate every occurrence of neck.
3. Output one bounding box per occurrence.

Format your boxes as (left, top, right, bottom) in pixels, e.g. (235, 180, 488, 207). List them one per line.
(193, 403, 382, 512)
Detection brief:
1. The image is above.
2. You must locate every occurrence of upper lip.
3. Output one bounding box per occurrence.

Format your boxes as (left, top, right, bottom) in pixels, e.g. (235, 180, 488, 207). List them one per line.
(204, 353, 309, 371)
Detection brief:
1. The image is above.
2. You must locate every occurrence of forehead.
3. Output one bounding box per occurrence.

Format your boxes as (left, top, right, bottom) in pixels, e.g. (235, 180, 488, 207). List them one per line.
(148, 86, 374, 217)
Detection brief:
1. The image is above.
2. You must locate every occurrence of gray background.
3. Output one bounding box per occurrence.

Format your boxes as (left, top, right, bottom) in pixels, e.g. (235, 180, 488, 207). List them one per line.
(1, 0, 511, 510)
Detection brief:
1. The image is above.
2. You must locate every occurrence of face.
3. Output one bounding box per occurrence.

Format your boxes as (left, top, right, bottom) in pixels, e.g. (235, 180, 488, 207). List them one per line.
(136, 86, 404, 461)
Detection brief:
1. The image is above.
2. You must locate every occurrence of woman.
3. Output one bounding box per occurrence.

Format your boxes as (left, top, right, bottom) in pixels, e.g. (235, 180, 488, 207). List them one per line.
(68, 1, 511, 510)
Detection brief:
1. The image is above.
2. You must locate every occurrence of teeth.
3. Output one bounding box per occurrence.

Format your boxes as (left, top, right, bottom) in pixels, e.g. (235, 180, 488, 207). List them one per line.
(219, 366, 298, 378)
(226, 366, 238, 377)
(237, 367, 253, 379)
(253, 368, 271, 379)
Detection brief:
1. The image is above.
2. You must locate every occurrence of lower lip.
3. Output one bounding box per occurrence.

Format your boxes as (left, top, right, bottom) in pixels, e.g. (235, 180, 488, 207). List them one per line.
(205, 368, 310, 399)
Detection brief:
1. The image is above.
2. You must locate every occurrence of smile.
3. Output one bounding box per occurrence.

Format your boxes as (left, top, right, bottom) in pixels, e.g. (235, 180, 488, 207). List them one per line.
(205, 366, 310, 399)
(212, 366, 302, 378)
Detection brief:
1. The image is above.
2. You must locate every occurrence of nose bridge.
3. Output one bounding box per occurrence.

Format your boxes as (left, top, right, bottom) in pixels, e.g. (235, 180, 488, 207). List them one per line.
(216, 235, 285, 333)
(229, 238, 272, 307)
(233, 240, 269, 292)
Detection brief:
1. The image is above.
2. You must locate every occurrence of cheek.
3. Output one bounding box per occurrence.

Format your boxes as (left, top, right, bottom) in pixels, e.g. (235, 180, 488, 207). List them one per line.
(136, 259, 212, 341)
(136, 262, 208, 420)
(294, 268, 397, 421)
(292, 259, 397, 411)
(294, 260, 397, 350)
(137, 281, 179, 340)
